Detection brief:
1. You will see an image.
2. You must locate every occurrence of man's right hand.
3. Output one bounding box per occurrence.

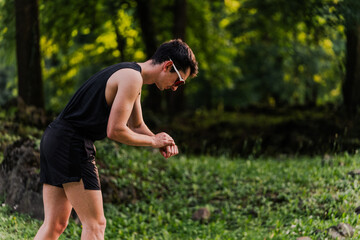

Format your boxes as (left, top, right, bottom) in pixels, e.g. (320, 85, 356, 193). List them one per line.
(152, 132, 175, 148)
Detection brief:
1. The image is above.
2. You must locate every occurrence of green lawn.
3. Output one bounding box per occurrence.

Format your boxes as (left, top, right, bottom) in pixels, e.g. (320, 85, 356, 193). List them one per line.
(1, 141, 360, 239)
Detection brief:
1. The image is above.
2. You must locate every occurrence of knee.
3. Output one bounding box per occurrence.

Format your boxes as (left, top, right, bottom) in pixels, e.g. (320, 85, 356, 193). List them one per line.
(53, 220, 69, 235)
(83, 216, 106, 233)
(42, 219, 68, 236)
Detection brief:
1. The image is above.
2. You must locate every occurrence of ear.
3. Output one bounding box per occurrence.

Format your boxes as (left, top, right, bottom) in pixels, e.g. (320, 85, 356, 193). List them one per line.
(163, 60, 173, 72)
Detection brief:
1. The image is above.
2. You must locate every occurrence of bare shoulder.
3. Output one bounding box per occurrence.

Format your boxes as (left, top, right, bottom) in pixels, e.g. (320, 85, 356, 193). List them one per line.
(108, 68, 142, 87)
(105, 68, 143, 106)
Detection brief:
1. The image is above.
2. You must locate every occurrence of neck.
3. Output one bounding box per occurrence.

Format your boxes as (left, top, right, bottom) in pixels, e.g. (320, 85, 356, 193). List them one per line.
(137, 60, 161, 85)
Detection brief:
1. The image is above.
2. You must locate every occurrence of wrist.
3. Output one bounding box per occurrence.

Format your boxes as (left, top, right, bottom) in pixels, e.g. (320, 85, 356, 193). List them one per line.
(150, 135, 156, 148)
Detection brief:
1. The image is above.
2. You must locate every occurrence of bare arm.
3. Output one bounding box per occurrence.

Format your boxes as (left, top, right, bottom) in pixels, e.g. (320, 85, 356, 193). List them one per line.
(127, 92, 179, 158)
(106, 70, 176, 155)
(127, 93, 155, 137)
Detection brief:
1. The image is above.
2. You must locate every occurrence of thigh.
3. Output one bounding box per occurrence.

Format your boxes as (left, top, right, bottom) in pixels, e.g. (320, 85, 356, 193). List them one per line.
(40, 124, 82, 186)
(63, 179, 105, 224)
(42, 184, 72, 224)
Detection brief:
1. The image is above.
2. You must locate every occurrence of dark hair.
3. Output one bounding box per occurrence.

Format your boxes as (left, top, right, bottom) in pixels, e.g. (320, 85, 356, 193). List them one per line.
(150, 39, 198, 77)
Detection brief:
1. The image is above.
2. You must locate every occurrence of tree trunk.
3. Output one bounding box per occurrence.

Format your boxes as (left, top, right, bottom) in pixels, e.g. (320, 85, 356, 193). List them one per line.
(342, 25, 360, 115)
(107, 1, 127, 62)
(15, 0, 44, 109)
(166, 0, 187, 116)
(135, 0, 163, 113)
(111, 18, 126, 62)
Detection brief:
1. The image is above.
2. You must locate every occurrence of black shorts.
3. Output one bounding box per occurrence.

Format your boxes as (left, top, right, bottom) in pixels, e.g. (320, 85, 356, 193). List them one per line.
(40, 119, 101, 190)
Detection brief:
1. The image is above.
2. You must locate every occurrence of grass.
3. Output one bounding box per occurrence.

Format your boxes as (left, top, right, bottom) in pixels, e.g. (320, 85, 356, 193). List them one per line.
(2, 140, 360, 239)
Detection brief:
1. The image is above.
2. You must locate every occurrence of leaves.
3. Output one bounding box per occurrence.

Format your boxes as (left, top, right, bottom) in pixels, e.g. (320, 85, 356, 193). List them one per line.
(2, 141, 360, 238)
(0, 0, 358, 111)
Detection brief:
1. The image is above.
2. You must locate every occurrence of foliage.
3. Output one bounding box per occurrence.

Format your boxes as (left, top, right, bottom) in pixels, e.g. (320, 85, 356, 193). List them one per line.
(1, 0, 357, 113)
(0, 0, 16, 106)
(0, 107, 43, 164)
(39, 0, 145, 112)
(2, 141, 360, 239)
(154, 106, 360, 157)
(185, 0, 240, 109)
(223, 0, 345, 108)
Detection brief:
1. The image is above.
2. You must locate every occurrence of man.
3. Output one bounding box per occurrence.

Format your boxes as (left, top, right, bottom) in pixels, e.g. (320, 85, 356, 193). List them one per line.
(34, 39, 198, 240)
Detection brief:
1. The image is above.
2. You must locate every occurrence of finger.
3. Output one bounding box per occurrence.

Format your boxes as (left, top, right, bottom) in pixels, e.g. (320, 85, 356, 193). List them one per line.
(160, 149, 166, 158)
(159, 148, 166, 158)
(168, 137, 175, 144)
(171, 145, 177, 156)
(166, 145, 171, 158)
(163, 133, 174, 145)
(161, 138, 174, 147)
(170, 145, 177, 157)
(174, 145, 179, 155)
(160, 147, 168, 158)
(168, 145, 174, 158)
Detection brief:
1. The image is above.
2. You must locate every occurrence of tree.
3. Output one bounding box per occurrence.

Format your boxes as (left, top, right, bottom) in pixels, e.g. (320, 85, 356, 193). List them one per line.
(185, 0, 239, 109)
(165, 0, 187, 116)
(224, 0, 343, 108)
(15, 0, 44, 108)
(39, 0, 143, 112)
(135, 0, 163, 113)
(0, 0, 17, 106)
(135, 0, 190, 115)
(341, 0, 360, 115)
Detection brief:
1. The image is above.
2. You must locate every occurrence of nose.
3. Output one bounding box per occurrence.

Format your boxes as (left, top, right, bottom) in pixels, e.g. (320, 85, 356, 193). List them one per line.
(171, 85, 178, 91)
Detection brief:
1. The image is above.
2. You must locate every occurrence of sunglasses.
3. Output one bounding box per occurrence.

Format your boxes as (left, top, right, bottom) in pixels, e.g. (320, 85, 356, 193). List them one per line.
(169, 58, 185, 87)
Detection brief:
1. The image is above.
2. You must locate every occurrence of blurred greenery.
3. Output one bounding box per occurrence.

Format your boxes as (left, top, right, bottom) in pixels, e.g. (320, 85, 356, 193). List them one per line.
(1, 0, 360, 157)
(0, 0, 355, 113)
(2, 1, 360, 238)
(2, 139, 360, 239)
(3, 1, 360, 239)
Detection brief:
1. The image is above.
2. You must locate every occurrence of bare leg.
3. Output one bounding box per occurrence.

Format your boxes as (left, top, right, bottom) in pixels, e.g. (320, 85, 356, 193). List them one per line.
(63, 179, 106, 240)
(34, 184, 72, 240)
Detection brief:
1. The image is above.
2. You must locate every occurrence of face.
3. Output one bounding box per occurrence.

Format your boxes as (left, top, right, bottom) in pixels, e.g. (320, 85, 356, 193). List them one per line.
(159, 60, 190, 91)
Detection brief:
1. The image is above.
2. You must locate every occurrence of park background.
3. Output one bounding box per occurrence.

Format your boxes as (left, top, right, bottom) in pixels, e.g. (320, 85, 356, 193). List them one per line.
(2, 0, 360, 239)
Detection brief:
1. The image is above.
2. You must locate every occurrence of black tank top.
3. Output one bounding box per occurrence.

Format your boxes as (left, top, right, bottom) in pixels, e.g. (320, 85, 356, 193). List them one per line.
(57, 62, 142, 141)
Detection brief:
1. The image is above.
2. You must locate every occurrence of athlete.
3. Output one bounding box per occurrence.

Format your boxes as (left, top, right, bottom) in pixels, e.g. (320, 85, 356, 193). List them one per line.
(34, 39, 198, 240)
